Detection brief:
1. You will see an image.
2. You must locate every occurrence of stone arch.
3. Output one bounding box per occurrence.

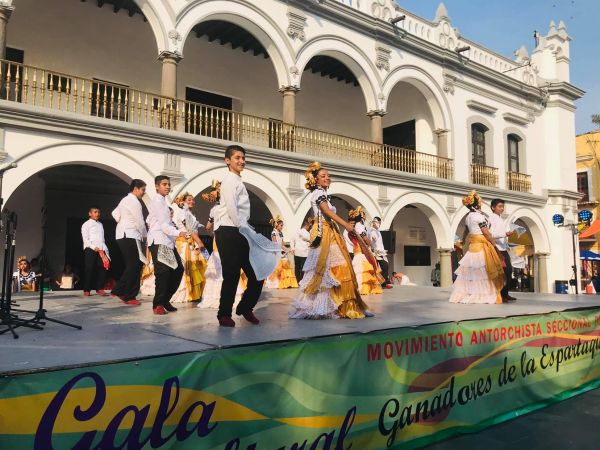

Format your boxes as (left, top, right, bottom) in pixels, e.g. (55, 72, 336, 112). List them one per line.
(295, 36, 381, 111)
(132, 0, 174, 54)
(381, 66, 451, 131)
(175, 1, 294, 88)
(175, 166, 295, 227)
(503, 126, 527, 174)
(4, 142, 155, 204)
(383, 192, 452, 248)
(506, 207, 551, 253)
(467, 115, 495, 166)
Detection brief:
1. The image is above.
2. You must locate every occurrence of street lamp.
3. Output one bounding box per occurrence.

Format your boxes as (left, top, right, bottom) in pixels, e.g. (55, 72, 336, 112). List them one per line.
(552, 210, 593, 294)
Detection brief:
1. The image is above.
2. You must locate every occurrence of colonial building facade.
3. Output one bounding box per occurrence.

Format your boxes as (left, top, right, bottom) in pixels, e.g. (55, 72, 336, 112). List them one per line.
(0, 0, 583, 289)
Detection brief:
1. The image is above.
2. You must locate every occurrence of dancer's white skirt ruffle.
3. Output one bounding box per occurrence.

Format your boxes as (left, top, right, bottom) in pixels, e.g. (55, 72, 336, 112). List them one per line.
(198, 251, 243, 309)
(288, 243, 346, 319)
(449, 250, 499, 304)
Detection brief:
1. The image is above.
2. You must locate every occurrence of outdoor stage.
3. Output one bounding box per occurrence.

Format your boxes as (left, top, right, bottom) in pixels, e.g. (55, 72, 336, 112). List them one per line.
(1, 287, 600, 449)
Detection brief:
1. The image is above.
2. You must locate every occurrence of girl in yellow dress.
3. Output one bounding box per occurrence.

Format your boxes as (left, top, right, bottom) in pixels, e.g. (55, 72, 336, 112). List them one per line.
(289, 162, 374, 319)
(171, 192, 208, 303)
(265, 216, 299, 289)
(348, 206, 383, 295)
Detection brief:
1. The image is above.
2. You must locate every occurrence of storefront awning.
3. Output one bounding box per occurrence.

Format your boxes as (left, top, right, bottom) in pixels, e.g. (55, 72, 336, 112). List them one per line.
(580, 249, 600, 260)
(579, 220, 600, 239)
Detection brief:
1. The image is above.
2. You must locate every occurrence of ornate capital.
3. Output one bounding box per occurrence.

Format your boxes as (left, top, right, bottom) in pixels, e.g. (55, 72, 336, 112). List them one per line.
(442, 72, 456, 95)
(434, 128, 449, 137)
(158, 50, 182, 63)
(375, 45, 391, 71)
(0, 3, 14, 21)
(161, 152, 184, 183)
(437, 248, 454, 255)
(279, 85, 300, 95)
(367, 109, 387, 118)
(287, 8, 307, 41)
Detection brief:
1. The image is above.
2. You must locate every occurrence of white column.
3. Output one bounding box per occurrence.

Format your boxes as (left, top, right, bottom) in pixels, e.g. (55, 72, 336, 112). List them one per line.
(438, 248, 453, 288)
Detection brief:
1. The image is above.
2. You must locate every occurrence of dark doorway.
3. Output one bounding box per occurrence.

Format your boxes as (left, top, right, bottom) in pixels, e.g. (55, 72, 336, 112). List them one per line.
(185, 87, 233, 139)
(383, 120, 416, 172)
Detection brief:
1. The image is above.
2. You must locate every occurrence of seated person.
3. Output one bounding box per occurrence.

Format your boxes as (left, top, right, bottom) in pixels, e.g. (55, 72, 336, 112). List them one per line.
(391, 271, 416, 286)
(13, 256, 37, 292)
(55, 264, 80, 290)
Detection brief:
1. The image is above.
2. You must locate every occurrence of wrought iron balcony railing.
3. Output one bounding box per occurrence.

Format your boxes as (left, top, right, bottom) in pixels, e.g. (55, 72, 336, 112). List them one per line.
(0, 59, 456, 178)
(506, 171, 531, 193)
(471, 163, 499, 187)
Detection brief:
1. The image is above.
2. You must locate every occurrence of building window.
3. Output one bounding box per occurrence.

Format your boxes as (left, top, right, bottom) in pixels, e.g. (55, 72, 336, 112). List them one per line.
(577, 172, 589, 203)
(507, 134, 521, 173)
(404, 245, 431, 266)
(185, 87, 233, 139)
(471, 123, 487, 165)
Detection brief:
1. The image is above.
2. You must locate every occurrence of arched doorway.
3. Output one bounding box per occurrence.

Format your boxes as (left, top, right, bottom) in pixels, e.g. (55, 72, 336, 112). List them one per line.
(3, 165, 130, 288)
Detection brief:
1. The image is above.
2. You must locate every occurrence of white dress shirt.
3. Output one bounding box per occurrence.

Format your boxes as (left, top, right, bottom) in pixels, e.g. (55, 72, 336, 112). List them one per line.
(369, 227, 388, 261)
(146, 194, 180, 249)
(174, 204, 199, 232)
(112, 193, 147, 240)
(213, 172, 250, 230)
(488, 213, 509, 251)
(292, 229, 310, 258)
(81, 219, 108, 253)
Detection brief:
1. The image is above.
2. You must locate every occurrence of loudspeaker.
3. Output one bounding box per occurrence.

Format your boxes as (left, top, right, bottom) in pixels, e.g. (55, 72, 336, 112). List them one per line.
(380, 230, 396, 254)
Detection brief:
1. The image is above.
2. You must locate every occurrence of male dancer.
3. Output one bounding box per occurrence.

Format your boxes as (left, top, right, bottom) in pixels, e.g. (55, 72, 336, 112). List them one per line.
(291, 219, 311, 282)
(147, 176, 187, 315)
(213, 145, 263, 327)
(81, 207, 109, 296)
(489, 198, 516, 302)
(112, 179, 147, 305)
(369, 217, 392, 288)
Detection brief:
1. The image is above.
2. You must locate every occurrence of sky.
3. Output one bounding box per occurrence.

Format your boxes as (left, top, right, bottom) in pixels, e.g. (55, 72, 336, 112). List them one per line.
(397, 0, 599, 134)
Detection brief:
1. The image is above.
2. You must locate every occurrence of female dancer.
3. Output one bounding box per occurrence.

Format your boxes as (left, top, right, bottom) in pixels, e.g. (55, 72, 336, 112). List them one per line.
(289, 162, 373, 319)
(198, 181, 247, 308)
(171, 192, 208, 303)
(449, 191, 504, 304)
(348, 206, 383, 295)
(265, 215, 298, 289)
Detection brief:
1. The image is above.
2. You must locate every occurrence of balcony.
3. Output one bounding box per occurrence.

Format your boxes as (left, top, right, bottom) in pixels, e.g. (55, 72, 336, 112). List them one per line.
(0, 59, 454, 180)
(471, 163, 498, 187)
(506, 171, 531, 193)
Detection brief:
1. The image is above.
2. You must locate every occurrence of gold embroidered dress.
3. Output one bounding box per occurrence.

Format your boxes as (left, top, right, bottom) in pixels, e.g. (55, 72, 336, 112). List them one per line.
(289, 187, 369, 319)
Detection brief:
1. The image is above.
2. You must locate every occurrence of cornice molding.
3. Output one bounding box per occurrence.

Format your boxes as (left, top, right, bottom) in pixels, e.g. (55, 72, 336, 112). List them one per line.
(503, 112, 530, 126)
(466, 100, 497, 116)
(0, 101, 547, 207)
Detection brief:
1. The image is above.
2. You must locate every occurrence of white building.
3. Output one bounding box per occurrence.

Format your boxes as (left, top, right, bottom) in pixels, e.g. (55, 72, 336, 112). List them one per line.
(0, 0, 583, 290)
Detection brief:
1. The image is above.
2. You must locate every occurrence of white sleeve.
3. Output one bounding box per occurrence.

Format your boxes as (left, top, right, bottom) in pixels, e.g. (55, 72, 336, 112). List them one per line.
(81, 222, 91, 248)
(111, 203, 121, 223)
(489, 216, 506, 239)
(221, 180, 241, 227)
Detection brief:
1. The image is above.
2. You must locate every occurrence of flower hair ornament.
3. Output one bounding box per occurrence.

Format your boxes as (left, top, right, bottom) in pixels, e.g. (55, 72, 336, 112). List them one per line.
(462, 190, 482, 209)
(304, 161, 322, 190)
(17, 256, 28, 264)
(348, 206, 366, 221)
(269, 215, 284, 227)
(201, 180, 221, 203)
(174, 191, 193, 207)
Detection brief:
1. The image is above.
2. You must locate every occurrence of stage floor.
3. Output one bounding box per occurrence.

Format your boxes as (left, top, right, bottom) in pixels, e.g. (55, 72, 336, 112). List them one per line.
(1, 287, 599, 375)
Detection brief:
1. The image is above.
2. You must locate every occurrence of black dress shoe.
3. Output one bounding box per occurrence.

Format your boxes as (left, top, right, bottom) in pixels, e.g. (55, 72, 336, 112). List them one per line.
(164, 303, 178, 312)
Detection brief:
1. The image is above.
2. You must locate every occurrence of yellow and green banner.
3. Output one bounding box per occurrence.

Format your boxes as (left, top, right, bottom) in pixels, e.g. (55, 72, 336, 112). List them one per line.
(2, 307, 600, 449)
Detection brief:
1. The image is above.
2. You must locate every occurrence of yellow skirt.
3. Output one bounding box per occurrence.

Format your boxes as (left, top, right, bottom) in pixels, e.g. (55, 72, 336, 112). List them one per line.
(267, 258, 299, 289)
(175, 237, 207, 302)
(306, 221, 370, 319)
(353, 252, 383, 295)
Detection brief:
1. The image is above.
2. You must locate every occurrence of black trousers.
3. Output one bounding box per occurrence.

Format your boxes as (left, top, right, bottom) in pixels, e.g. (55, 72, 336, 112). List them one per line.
(377, 258, 390, 286)
(294, 256, 306, 283)
(500, 250, 513, 298)
(149, 244, 183, 308)
(215, 226, 264, 318)
(83, 248, 106, 292)
(112, 238, 144, 300)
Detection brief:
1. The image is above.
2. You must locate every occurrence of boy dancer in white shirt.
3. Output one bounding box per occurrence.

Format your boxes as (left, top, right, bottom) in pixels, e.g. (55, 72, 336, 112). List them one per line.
(111, 179, 147, 305)
(81, 207, 109, 297)
(291, 219, 311, 282)
(147, 175, 187, 315)
(489, 198, 516, 302)
(213, 145, 263, 327)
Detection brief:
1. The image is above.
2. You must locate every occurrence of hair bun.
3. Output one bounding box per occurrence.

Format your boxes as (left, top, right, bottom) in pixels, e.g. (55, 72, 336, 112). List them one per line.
(304, 161, 322, 190)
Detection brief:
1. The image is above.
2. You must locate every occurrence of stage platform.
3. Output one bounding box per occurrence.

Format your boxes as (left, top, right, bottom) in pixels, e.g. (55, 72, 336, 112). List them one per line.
(2, 286, 599, 375)
(2, 287, 600, 449)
